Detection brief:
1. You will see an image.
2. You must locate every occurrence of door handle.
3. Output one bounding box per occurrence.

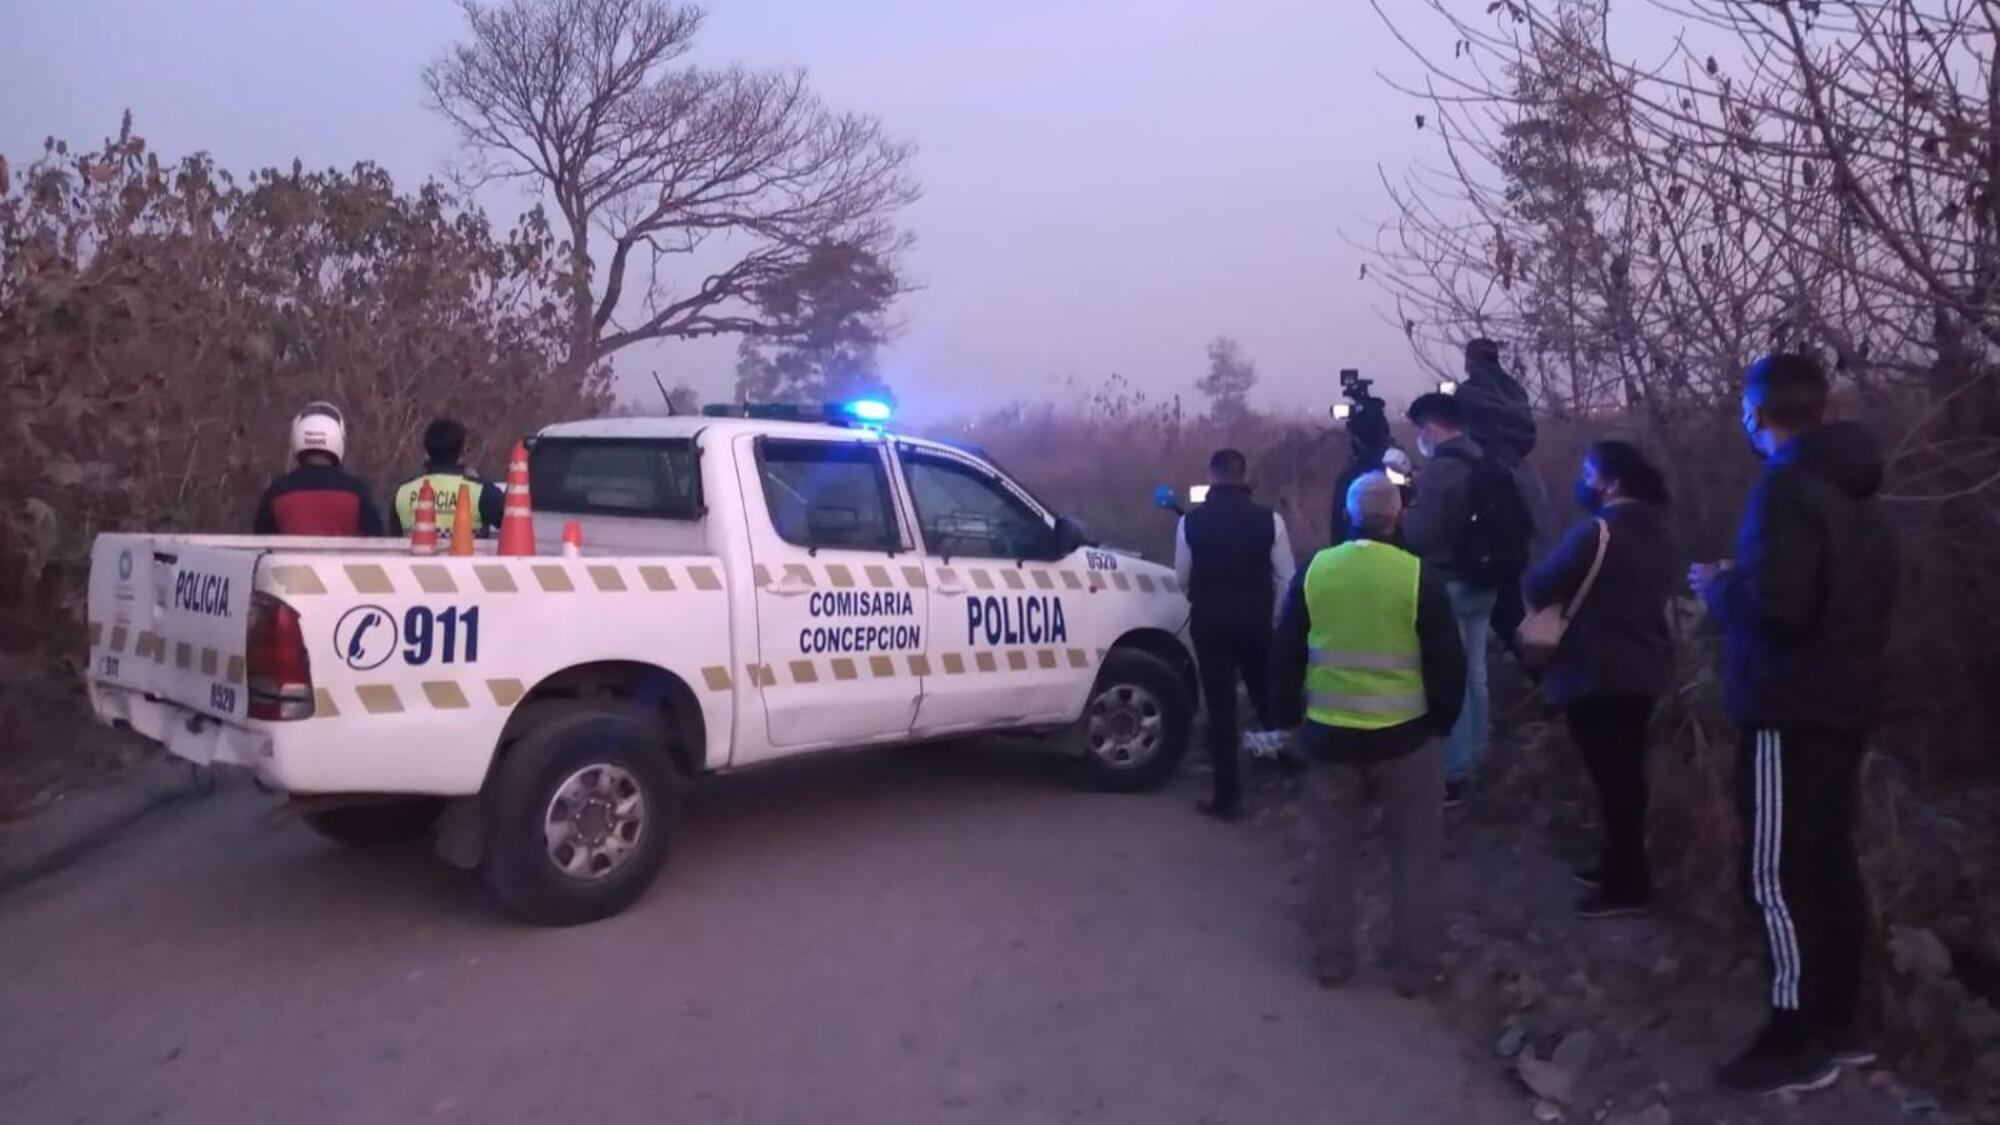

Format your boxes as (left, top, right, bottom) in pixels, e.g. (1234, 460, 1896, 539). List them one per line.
(766, 579, 812, 597)
(935, 581, 967, 595)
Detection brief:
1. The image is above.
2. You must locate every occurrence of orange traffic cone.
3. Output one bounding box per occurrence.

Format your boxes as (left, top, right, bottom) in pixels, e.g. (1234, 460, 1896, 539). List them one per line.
(409, 479, 439, 556)
(497, 440, 536, 557)
(561, 520, 583, 559)
(448, 483, 476, 556)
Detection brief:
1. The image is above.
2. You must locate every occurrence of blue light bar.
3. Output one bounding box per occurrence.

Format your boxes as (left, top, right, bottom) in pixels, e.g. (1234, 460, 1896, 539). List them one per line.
(842, 398, 894, 424)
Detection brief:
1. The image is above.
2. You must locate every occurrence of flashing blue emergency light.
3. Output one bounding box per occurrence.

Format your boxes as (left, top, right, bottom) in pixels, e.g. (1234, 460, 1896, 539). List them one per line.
(1152, 485, 1178, 510)
(842, 397, 894, 424)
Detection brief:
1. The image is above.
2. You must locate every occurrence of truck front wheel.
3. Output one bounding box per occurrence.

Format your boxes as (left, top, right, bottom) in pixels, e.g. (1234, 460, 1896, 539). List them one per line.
(480, 707, 680, 926)
(1076, 649, 1193, 792)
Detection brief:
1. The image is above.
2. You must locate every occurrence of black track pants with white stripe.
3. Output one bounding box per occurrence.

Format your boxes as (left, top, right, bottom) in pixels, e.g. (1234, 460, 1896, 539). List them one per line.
(1733, 727, 1870, 1045)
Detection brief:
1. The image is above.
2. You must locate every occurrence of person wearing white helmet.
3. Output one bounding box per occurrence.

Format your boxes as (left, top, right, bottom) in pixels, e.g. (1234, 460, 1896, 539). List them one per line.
(251, 402, 385, 537)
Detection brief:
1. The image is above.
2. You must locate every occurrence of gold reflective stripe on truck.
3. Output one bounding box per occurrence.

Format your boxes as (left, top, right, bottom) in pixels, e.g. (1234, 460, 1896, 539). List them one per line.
(226, 655, 246, 685)
(87, 622, 104, 646)
(865, 565, 893, 589)
(1067, 648, 1091, 668)
(824, 564, 855, 589)
(355, 685, 404, 714)
(701, 666, 733, 692)
(901, 566, 927, 589)
(532, 566, 574, 593)
(314, 689, 340, 718)
(270, 566, 327, 596)
(475, 565, 518, 593)
(641, 566, 677, 592)
(411, 565, 457, 594)
(830, 657, 859, 682)
(174, 642, 193, 670)
(688, 566, 723, 591)
(200, 648, 219, 676)
(344, 564, 394, 595)
(487, 679, 526, 707)
(1032, 569, 1055, 590)
(1061, 570, 1084, 590)
(421, 681, 471, 710)
(587, 566, 627, 593)
(110, 626, 130, 653)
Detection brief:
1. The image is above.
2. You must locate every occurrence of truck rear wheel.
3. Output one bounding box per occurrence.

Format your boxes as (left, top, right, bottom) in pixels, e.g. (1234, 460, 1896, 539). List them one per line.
(1076, 649, 1193, 792)
(480, 707, 679, 926)
(304, 798, 445, 848)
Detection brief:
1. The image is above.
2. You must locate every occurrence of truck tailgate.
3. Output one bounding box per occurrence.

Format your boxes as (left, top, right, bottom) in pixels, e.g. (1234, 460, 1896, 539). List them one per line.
(88, 534, 257, 728)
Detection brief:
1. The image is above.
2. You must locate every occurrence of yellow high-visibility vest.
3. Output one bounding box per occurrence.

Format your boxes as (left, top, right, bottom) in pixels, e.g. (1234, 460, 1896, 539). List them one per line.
(1303, 540, 1428, 730)
(394, 472, 485, 538)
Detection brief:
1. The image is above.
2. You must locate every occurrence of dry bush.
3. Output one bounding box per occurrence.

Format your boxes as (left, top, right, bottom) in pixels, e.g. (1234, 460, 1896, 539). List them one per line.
(0, 119, 608, 746)
(929, 377, 1349, 564)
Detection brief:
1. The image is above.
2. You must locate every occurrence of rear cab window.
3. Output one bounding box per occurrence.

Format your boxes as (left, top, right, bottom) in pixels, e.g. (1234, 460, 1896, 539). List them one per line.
(529, 438, 703, 519)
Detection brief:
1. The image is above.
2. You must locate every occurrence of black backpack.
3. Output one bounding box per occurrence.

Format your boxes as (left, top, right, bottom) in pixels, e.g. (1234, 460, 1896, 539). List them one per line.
(1436, 447, 1532, 589)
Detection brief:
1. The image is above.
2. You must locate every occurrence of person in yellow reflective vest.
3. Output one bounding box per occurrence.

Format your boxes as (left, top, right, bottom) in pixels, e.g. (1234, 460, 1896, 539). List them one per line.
(387, 418, 506, 540)
(1270, 470, 1465, 997)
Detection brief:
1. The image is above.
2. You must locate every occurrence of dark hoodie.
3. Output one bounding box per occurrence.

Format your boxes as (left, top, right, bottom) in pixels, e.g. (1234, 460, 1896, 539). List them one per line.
(1458, 339, 1537, 469)
(1702, 422, 1899, 731)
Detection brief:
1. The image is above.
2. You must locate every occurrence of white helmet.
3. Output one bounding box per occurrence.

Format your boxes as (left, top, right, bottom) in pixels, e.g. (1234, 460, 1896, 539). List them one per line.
(290, 401, 347, 465)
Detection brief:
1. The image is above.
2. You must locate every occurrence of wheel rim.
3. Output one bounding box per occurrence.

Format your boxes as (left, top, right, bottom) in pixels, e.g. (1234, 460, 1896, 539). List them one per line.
(543, 763, 647, 881)
(1086, 681, 1165, 770)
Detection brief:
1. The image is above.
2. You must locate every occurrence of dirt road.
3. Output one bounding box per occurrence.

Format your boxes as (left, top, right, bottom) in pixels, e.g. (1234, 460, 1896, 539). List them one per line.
(0, 743, 1515, 1125)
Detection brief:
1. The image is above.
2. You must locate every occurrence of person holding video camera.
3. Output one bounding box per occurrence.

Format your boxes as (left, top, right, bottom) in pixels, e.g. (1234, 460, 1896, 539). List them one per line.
(1402, 390, 1533, 805)
(1329, 370, 1397, 543)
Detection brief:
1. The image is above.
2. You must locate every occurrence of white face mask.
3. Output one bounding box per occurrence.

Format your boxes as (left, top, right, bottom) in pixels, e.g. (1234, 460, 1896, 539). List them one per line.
(1417, 433, 1437, 459)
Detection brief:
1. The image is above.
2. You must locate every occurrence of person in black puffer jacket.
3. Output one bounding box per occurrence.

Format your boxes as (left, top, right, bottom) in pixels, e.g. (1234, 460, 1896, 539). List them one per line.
(1523, 441, 1679, 920)
(1691, 353, 1900, 1097)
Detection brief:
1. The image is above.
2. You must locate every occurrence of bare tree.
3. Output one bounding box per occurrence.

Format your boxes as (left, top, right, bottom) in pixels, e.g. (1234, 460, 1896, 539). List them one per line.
(425, 0, 920, 374)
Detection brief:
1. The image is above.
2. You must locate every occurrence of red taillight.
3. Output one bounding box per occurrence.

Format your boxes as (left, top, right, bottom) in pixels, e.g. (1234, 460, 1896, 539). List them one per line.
(247, 592, 314, 721)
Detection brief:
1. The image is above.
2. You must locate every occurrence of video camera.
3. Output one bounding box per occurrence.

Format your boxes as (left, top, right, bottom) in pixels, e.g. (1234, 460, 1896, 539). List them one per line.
(1331, 368, 1392, 473)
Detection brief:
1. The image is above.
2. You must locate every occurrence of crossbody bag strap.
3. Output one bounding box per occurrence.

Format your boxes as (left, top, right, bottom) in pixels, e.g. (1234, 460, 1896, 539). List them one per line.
(1562, 519, 1610, 620)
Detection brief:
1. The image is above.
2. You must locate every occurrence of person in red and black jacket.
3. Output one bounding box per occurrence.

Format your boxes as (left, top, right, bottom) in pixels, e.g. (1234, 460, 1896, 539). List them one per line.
(251, 402, 385, 537)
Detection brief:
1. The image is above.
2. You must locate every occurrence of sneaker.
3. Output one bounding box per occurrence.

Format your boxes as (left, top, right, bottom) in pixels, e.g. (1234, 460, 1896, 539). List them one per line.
(1716, 1033, 1840, 1096)
(1391, 959, 1445, 999)
(1443, 781, 1469, 808)
(1312, 950, 1356, 990)
(1197, 797, 1244, 823)
(1823, 1033, 1878, 1069)
(1573, 889, 1652, 920)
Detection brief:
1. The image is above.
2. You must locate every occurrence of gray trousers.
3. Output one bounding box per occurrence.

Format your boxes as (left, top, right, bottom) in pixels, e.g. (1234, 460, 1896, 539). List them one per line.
(1305, 739, 1444, 968)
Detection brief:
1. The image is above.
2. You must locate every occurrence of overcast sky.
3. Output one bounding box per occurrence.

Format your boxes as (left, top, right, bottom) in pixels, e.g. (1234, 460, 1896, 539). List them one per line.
(3, 0, 1457, 421)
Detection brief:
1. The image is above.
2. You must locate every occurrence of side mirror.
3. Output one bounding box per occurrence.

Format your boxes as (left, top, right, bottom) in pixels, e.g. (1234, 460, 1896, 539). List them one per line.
(1151, 485, 1179, 511)
(1051, 515, 1091, 558)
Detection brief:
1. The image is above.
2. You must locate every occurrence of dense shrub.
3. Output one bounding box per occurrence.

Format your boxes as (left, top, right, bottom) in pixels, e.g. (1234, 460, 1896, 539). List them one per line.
(0, 121, 607, 732)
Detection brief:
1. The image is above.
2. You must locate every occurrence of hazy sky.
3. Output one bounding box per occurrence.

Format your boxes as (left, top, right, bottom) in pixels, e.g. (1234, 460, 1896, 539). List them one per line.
(2, 0, 1452, 421)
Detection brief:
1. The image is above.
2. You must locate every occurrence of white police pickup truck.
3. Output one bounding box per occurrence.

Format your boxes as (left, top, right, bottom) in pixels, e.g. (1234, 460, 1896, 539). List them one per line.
(85, 406, 1195, 924)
